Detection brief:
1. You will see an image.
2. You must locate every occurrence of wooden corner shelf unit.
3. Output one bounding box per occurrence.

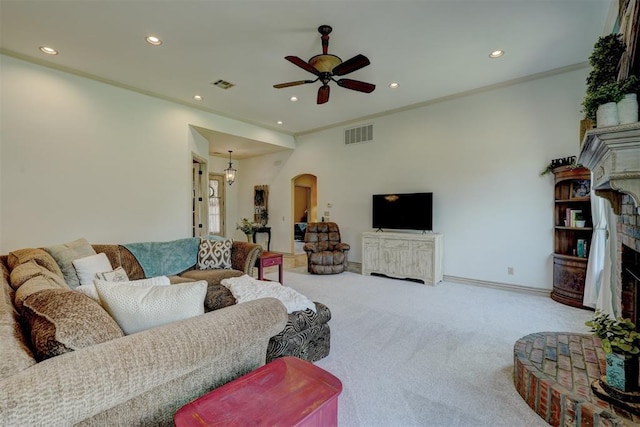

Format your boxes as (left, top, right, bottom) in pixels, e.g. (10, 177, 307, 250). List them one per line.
(551, 166, 592, 308)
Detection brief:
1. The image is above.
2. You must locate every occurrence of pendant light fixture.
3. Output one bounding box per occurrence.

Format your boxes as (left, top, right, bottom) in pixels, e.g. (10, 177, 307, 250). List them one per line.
(224, 150, 237, 185)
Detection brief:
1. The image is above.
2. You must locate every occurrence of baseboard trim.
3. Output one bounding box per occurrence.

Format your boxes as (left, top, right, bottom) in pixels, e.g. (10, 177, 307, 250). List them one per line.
(443, 275, 551, 297)
(348, 264, 550, 297)
(347, 261, 362, 274)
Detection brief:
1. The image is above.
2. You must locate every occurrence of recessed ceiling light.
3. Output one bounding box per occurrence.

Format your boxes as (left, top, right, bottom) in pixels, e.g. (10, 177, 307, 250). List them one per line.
(277, 121, 283, 125)
(290, 96, 298, 102)
(389, 82, 400, 89)
(193, 95, 203, 101)
(489, 50, 504, 58)
(145, 35, 163, 46)
(39, 46, 58, 55)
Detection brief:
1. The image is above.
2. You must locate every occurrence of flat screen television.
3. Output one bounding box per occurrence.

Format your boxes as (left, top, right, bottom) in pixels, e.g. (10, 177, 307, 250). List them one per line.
(372, 192, 433, 231)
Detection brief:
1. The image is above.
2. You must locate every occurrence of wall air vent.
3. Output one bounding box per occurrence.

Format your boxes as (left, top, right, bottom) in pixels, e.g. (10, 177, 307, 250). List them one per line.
(344, 124, 373, 145)
(212, 79, 235, 89)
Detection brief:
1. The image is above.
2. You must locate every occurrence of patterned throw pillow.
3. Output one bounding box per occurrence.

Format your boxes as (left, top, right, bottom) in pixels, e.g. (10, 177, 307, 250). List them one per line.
(94, 266, 129, 282)
(22, 289, 124, 361)
(197, 239, 232, 270)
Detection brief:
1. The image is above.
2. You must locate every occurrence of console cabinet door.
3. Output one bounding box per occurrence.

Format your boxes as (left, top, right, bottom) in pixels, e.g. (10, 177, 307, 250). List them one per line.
(380, 238, 411, 276)
(362, 237, 379, 274)
(411, 240, 434, 284)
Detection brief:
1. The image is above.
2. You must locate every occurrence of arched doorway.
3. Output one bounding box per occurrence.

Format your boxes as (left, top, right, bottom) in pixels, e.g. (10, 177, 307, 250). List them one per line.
(291, 174, 317, 254)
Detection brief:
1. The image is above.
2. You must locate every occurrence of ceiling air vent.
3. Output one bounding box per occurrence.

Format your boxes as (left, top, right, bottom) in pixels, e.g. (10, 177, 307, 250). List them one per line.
(212, 79, 235, 89)
(344, 124, 373, 145)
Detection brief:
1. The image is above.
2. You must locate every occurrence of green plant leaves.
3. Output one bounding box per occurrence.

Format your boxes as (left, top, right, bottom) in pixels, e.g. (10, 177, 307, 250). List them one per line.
(586, 309, 640, 358)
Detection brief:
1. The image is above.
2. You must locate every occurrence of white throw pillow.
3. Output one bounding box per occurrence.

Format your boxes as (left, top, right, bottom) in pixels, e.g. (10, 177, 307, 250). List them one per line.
(95, 280, 207, 335)
(78, 276, 171, 303)
(72, 253, 113, 286)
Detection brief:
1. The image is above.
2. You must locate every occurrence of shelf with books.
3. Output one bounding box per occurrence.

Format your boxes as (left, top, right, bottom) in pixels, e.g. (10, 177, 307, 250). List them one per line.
(551, 166, 592, 309)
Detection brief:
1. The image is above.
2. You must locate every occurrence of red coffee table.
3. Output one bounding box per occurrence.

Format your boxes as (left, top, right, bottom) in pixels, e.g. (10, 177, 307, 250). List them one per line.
(174, 356, 342, 426)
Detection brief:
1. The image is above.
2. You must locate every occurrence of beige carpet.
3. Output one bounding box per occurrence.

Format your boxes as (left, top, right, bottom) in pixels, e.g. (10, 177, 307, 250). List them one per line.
(271, 269, 593, 427)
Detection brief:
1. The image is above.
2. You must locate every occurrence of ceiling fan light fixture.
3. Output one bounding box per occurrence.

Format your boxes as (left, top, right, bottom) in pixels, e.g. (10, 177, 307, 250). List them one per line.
(274, 25, 374, 105)
(489, 50, 504, 58)
(224, 150, 237, 185)
(309, 54, 342, 73)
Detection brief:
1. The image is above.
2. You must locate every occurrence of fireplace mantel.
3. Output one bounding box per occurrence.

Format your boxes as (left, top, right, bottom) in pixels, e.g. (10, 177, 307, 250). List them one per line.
(578, 122, 640, 214)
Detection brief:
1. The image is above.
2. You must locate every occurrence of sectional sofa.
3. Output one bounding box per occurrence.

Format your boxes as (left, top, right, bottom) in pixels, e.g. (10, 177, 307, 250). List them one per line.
(0, 237, 330, 425)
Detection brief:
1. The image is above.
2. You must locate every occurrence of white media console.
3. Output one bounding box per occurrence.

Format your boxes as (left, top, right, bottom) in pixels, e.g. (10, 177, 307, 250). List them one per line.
(362, 231, 443, 285)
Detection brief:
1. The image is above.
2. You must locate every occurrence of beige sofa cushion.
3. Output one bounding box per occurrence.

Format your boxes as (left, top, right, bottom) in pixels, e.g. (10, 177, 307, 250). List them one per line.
(13, 262, 70, 313)
(22, 289, 124, 361)
(0, 268, 36, 380)
(7, 248, 63, 284)
(10, 259, 66, 290)
(180, 268, 243, 286)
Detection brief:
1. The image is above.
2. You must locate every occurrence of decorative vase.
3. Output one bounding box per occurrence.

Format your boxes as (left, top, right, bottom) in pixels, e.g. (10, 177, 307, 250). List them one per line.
(606, 353, 640, 392)
(596, 102, 619, 127)
(617, 93, 639, 125)
(245, 233, 253, 242)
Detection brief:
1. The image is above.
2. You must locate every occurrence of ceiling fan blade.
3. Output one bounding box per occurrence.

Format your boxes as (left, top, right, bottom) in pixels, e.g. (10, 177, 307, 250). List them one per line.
(317, 85, 330, 104)
(273, 80, 315, 89)
(337, 78, 376, 93)
(285, 56, 320, 76)
(331, 54, 370, 76)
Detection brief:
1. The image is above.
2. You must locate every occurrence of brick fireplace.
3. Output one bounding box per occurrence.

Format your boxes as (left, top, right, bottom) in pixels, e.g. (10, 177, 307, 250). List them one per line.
(512, 124, 640, 427)
(620, 195, 640, 323)
(579, 122, 640, 319)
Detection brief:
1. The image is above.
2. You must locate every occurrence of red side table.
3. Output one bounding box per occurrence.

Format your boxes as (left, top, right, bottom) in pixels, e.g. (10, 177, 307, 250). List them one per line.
(174, 356, 342, 427)
(257, 251, 284, 284)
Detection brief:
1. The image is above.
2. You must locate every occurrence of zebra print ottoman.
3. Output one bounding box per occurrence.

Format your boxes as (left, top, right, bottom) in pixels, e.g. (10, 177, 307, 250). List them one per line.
(266, 302, 331, 363)
(204, 284, 331, 363)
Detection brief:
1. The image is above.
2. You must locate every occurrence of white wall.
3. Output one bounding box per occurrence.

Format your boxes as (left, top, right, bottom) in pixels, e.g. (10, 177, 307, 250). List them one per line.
(241, 68, 589, 290)
(0, 55, 294, 252)
(1, 53, 589, 290)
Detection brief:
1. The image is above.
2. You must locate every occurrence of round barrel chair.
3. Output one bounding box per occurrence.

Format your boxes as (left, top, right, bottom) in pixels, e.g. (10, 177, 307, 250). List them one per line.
(303, 222, 350, 274)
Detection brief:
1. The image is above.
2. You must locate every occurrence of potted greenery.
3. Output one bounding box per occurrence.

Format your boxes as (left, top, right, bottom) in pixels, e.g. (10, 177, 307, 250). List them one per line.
(617, 75, 639, 124)
(582, 33, 626, 126)
(236, 217, 259, 242)
(583, 81, 623, 126)
(586, 310, 640, 391)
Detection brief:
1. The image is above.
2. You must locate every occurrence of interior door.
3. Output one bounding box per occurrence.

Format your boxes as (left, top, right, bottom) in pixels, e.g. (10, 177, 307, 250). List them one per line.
(192, 156, 208, 237)
(208, 174, 225, 236)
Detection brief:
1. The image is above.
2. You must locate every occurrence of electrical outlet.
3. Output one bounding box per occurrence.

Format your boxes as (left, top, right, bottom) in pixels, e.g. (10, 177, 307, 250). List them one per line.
(324, 211, 330, 216)
(508, 267, 514, 275)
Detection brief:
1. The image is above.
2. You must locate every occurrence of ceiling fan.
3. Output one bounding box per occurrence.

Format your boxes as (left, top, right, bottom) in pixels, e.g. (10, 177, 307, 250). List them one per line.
(273, 25, 375, 104)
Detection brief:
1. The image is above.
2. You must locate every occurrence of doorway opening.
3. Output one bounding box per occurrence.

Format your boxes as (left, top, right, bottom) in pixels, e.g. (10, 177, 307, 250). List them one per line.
(292, 174, 317, 254)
